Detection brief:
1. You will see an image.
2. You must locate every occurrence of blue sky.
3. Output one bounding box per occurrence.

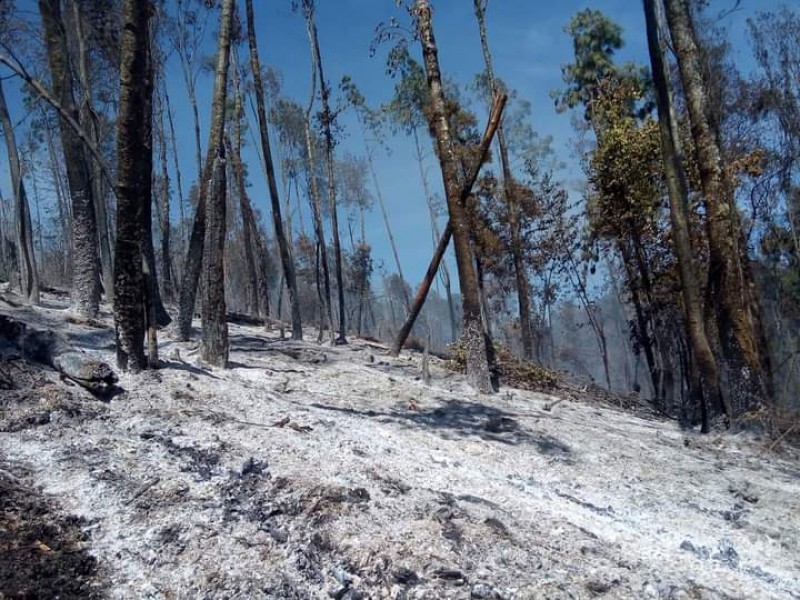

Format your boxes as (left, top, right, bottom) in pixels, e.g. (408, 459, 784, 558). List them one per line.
(0, 0, 791, 292)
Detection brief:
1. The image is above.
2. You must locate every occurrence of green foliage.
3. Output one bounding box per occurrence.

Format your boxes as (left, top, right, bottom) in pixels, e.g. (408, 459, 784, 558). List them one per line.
(384, 45, 430, 134)
(553, 8, 651, 122)
(346, 242, 373, 296)
(588, 80, 663, 241)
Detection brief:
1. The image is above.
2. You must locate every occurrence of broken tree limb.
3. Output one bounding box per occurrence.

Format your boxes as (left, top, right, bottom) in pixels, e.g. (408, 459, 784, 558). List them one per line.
(390, 92, 508, 357)
(0, 314, 118, 396)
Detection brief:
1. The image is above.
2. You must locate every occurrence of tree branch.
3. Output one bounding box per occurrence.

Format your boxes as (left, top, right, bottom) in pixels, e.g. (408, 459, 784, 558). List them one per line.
(0, 52, 118, 199)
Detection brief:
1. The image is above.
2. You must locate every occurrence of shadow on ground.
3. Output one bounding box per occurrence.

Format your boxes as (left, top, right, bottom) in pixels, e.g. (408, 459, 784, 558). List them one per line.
(311, 398, 572, 459)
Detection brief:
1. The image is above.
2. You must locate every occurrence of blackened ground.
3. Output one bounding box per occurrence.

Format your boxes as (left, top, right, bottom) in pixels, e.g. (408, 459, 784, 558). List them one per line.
(0, 357, 106, 599)
(0, 459, 106, 599)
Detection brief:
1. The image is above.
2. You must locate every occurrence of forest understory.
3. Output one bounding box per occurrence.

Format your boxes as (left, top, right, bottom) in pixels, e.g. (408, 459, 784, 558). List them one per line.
(1, 289, 799, 600)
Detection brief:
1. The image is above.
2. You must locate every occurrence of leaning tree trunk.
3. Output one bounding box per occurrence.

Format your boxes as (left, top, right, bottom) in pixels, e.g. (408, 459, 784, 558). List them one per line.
(306, 8, 347, 345)
(473, 0, 535, 361)
(246, 0, 303, 339)
(113, 0, 153, 371)
(176, 0, 235, 346)
(301, 21, 333, 341)
(231, 64, 261, 317)
(39, 0, 101, 319)
(416, 0, 493, 392)
(664, 0, 770, 418)
(390, 94, 506, 357)
(155, 80, 174, 303)
(0, 79, 39, 304)
(198, 0, 235, 367)
(414, 127, 457, 341)
(645, 0, 723, 432)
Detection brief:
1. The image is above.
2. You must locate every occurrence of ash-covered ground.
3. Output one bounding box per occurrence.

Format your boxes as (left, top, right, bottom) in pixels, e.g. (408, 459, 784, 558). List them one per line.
(1, 292, 799, 599)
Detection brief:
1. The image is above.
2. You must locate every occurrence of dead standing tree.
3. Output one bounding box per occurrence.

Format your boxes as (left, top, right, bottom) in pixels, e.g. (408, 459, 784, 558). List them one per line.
(176, 0, 235, 350)
(199, 0, 235, 367)
(113, 0, 154, 371)
(245, 0, 303, 340)
(301, 0, 348, 345)
(0, 78, 39, 304)
(473, 0, 535, 361)
(38, 0, 101, 319)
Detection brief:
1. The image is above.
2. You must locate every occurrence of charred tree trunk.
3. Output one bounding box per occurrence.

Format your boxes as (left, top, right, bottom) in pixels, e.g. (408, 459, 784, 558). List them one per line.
(246, 0, 302, 339)
(43, 109, 72, 279)
(176, 0, 235, 344)
(0, 79, 39, 304)
(415, 0, 494, 392)
(645, 0, 722, 431)
(230, 63, 261, 317)
(198, 0, 235, 367)
(113, 0, 153, 371)
(301, 18, 333, 342)
(68, 0, 114, 304)
(155, 80, 174, 303)
(665, 0, 771, 417)
(163, 84, 187, 256)
(39, 0, 101, 319)
(305, 5, 347, 345)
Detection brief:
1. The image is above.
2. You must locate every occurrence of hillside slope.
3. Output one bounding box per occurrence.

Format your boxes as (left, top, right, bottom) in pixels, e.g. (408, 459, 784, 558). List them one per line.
(1, 294, 799, 599)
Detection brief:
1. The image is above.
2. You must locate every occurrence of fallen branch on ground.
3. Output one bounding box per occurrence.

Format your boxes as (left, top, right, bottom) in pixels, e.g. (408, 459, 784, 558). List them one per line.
(0, 314, 118, 397)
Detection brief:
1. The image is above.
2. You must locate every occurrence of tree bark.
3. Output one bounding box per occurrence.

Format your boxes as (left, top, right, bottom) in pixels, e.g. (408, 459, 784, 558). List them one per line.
(664, 0, 770, 417)
(113, 0, 153, 372)
(644, 0, 722, 431)
(0, 79, 39, 304)
(198, 0, 235, 367)
(414, 0, 495, 392)
(68, 0, 114, 304)
(39, 0, 101, 319)
(245, 0, 302, 339)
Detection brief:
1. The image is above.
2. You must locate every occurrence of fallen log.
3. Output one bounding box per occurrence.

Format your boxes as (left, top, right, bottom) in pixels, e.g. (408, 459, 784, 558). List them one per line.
(226, 312, 291, 330)
(0, 314, 118, 397)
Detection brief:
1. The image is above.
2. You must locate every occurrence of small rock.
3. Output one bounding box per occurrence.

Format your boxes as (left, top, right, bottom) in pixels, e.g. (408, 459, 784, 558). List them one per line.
(471, 582, 492, 598)
(713, 538, 739, 567)
(265, 524, 288, 544)
(240, 457, 267, 478)
(679, 540, 710, 560)
(393, 567, 419, 585)
(586, 579, 616, 595)
(729, 481, 759, 504)
(433, 566, 465, 582)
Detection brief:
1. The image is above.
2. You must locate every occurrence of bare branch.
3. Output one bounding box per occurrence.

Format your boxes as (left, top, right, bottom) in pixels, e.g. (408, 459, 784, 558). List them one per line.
(0, 52, 118, 199)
